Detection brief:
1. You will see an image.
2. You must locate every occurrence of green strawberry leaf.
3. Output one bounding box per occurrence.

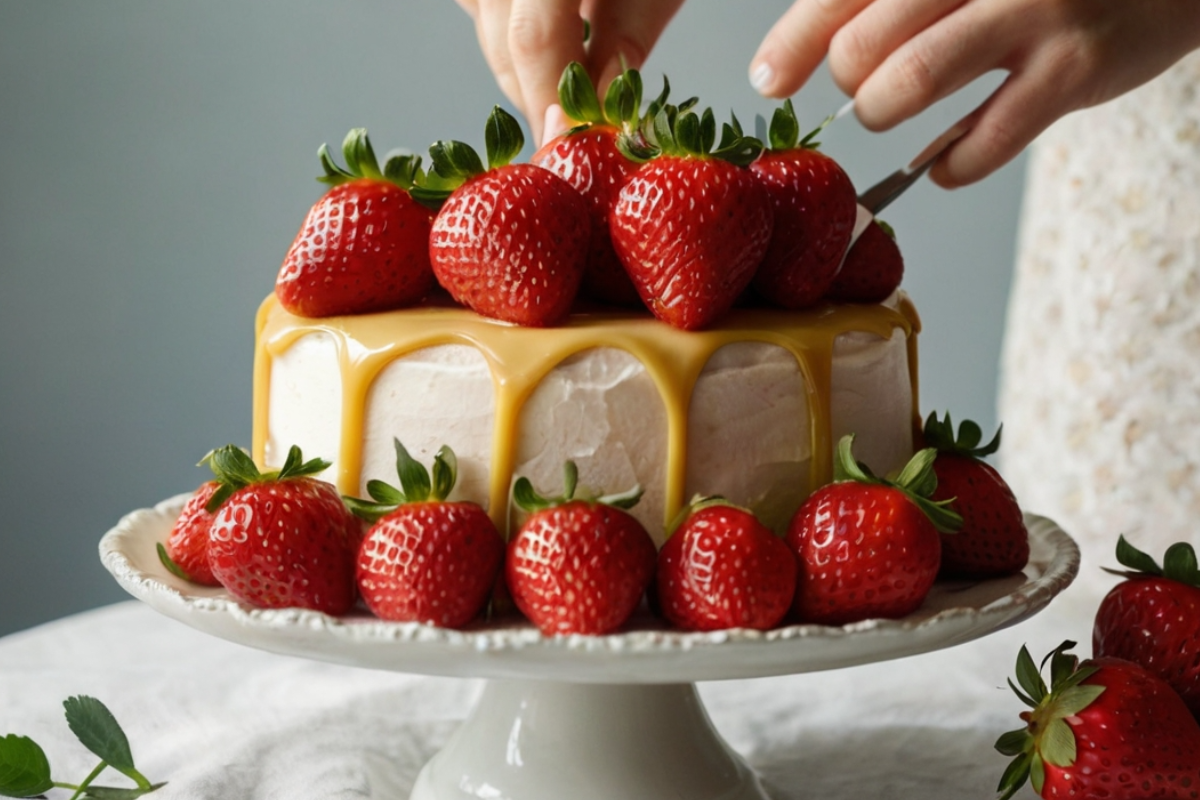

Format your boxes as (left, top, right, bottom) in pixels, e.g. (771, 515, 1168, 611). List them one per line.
(383, 153, 421, 190)
(155, 543, 192, 582)
(993, 728, 1031, 757)
(561, 461, 579, 501)
(512, 476, 553, 513)
(603, 68, 644, 130)
(366, 479, 406, 506)
(1038, 718, 1076, 768)
(81, 784, 167, 799)
(1113, 534, 1161, 575)
(275, 445, 330, 481)
(512, 461, 585, 513)
(1162, 541, 1200, 586)
(63, 696, 135, 772)
(1014, 645, 1048, 704)
(922, 411, 1002, 459)
(674, 109, 703, 156)
(1048, 641, 1079, 690)
(203, 445, 261, 500)
(768, 99, 800, 152)
(428, 140, 485, 182)
(484, 106, 524, 170)
(341, 128, 383, 180)
(1054, 684, 1105, 716)
(1029, 751, 1046, 795)
(995, 750, 1031, 800)
(559, 62, 603, 125)
(431, 446, 458, 502)
(596, 484, 643, 510)
(832, 434, 877, 484)
(317, 142, 356, 186)
(393, 439, 432, 503)
(0, 734, 54, 797)
(344, 494, 399, 523)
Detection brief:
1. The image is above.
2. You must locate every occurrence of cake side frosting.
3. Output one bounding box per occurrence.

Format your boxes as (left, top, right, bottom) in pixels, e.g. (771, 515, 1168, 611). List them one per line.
(253, 294, 920, 540)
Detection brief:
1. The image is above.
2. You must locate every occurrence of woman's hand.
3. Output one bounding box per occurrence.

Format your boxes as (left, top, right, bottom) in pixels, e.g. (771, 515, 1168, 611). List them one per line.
(748, 0, 1200, 186)
(453, 0, 685, 144)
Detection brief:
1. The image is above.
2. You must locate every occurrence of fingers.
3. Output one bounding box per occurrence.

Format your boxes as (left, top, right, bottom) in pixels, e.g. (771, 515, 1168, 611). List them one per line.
(826, 0, 967, 94)
(749, 0, 875, 98)
(927, 57, 1075, 187)
(583, 0, 686, 94)
(507, 0, 590, 143)
(850, 2, 1011, 132)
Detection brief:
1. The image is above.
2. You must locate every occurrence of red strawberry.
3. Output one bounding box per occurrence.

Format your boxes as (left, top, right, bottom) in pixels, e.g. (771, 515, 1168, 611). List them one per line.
(157, 480, 221, 586)
(532, 63, 657, 306)
(275, 128, 436, 317)
(786, 435, 961, 625)
(506, 462, 656, 636)
(827, 218, 905, 303)
(656, 498, 796, 631)
(1093, 535, 1200, 719)
(995, 640, 1200, 800)
(923, 411, 1029, 578)
(750, 101, 857, 309)
(204, 445, 362, 615)
(424, 106, 589, 327)
(610, 104, 772, 330)
(347, 440, 503, 628)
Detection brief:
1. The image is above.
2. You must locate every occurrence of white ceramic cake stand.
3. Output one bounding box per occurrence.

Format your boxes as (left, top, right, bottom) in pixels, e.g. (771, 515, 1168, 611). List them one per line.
(100, 495, 1079, 800)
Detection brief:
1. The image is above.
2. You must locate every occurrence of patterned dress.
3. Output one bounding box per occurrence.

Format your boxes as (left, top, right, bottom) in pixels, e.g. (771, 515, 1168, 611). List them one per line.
(999, 50, 1200, 597)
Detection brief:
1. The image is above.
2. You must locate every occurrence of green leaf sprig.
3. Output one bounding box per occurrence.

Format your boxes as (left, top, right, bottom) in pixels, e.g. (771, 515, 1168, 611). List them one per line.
(0, 696, 165, 799)
(410, 106, 526, 207)
(1101, 534, 1200, 587)
(343, 439, 460, 523)
(922, 410, 1002, 460)
(511, 461, 643, 514)
(833, 434, 962, 534)
(644, 102, 763, 167)
(315, 128, 437, 208)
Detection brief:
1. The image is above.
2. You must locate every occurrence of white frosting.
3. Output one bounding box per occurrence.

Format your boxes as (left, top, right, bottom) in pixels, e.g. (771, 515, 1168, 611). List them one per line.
(263, 310, 914, 541)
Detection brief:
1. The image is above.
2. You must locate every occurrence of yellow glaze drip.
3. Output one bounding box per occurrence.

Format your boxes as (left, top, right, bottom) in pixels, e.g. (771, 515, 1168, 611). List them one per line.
(253, 294, 920, 534)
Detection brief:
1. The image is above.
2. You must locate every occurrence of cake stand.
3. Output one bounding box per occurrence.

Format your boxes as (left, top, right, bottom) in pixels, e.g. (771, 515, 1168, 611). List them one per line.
(100, 495, 1079, 800)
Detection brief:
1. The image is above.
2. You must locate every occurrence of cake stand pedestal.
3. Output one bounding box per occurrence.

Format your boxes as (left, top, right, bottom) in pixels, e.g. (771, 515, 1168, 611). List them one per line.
(411, 680, 765, 800)
(100, 496, 1079, 800)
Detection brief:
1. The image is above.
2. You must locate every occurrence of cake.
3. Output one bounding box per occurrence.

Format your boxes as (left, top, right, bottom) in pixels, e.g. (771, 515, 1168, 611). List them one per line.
(251, 291, 920, 543)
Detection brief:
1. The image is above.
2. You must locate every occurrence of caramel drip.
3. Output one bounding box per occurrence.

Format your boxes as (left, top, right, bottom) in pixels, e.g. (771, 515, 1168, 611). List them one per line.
(253, 294, 919, 533)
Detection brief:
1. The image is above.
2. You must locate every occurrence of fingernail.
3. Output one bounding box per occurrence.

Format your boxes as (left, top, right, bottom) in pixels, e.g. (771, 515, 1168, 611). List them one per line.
(750, 62, 774, 94)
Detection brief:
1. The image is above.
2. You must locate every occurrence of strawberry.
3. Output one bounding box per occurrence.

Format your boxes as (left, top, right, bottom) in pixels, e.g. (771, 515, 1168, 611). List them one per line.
(204, 444, 362, 615)
(827, 218, 905, 303)
(531, 63, 659, 306)
(275, 128, 436, 318)
(786, 434, 961, 625)
(1093, 535, 1200, 719)
(923, 411, 1029, 578)
(423, 106, 590, 327)
(157, 480, 221, 586)
(656, 498, 796, 631)
(609, 103, 772, 330)
(995, 640, 1200, 800)
(505, 462, 656, 636)
(346, 440, 503, 628)
(750, 101, 858, 309)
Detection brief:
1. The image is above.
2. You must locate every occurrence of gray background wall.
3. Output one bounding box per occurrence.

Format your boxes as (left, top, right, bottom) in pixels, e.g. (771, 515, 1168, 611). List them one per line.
(0, 1, 1024, 638)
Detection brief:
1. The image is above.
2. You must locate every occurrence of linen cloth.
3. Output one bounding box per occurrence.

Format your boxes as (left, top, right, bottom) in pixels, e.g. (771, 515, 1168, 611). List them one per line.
(0, 591, 1097, 799)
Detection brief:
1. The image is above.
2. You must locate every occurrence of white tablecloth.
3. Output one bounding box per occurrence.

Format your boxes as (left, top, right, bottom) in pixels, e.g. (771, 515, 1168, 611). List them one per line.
(0, 588, 1107, 799)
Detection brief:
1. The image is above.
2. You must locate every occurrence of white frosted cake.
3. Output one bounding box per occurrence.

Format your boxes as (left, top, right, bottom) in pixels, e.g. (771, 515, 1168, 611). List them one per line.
(252, 293, 919, 541)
